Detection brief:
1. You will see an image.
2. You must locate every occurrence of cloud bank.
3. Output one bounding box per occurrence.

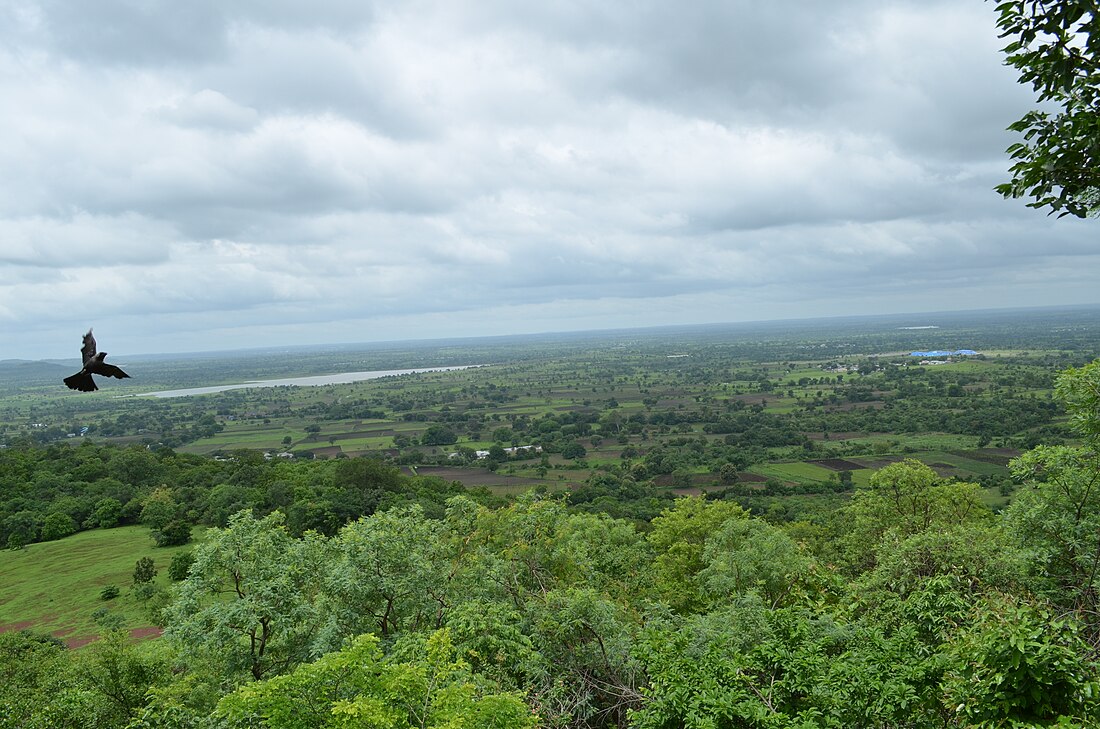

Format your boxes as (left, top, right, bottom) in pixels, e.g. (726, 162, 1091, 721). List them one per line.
(1, 0, 1094, 359)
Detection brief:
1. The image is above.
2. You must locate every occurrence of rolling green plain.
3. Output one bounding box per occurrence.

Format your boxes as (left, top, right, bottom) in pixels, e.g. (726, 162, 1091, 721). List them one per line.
(4, 305, 1100, 728)
(5, 308, 1099, 491)
(2, 305, 1099, 644)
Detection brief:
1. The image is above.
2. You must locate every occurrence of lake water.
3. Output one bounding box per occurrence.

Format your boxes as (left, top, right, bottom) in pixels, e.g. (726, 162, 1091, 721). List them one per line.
(136, 366, 479, 399)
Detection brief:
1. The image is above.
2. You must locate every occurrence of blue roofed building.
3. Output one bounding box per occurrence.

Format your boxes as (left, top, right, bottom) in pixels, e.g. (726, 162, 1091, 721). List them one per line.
(909, 349, 979, 357)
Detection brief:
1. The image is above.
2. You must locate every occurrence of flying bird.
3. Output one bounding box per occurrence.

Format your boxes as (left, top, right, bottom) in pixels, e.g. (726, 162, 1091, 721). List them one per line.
(63, 329, 130, 392)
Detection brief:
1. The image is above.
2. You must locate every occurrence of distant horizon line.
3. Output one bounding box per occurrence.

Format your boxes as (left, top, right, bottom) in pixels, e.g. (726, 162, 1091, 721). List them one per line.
(17, 300, 1100, 365)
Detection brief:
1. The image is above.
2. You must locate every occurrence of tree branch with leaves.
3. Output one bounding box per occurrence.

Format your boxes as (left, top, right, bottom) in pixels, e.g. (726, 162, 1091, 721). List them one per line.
(994, 0, 1100, 217)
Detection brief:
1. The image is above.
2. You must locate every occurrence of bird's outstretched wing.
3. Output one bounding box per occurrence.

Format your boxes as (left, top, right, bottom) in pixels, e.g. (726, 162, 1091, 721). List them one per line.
(95, 363, 130, 380)
(80, 330, 97, 366)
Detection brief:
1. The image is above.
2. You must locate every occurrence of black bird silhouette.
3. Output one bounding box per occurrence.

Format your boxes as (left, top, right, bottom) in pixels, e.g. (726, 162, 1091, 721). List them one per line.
(63, 329, 130, 392)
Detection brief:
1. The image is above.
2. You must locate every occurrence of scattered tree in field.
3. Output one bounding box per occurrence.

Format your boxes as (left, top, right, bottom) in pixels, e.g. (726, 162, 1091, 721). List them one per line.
(561, 441, 587, 459)
(717, 462, 740, 485)
(133, 556, 157, 585)
(4, 510, 38, 550)
(421, 424, 458, 446)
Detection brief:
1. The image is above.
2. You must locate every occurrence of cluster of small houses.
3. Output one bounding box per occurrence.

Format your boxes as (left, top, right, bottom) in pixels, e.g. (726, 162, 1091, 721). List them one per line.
(253, 445, 545, 462)
(450, 444, 543, 460)
(910, 349, 979, 366)
(822, 349, 980, 374)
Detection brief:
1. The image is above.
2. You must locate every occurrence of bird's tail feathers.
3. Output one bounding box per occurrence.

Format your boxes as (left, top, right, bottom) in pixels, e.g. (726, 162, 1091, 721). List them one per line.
(64, 372, 98, 392)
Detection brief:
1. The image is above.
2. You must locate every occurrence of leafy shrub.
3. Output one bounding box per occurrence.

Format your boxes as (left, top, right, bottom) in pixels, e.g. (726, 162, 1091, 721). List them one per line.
(152, 520, 192, 547)
(168, 551, 195, 581)
(131, 583, 156, 602)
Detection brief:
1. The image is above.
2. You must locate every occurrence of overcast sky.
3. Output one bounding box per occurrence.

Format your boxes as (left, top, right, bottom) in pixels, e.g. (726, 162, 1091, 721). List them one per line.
(2, 0, 1096, 361)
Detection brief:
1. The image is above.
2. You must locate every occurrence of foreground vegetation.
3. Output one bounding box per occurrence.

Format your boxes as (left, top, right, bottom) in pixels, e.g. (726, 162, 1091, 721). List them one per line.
(4, 308, 1100, 727)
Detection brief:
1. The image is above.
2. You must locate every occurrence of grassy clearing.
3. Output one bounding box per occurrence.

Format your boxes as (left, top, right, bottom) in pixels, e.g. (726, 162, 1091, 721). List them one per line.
(0, 525, 199, 644)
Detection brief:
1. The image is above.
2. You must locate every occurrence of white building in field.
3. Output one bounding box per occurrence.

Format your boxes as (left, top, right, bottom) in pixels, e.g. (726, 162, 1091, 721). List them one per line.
(451, 444, 543, 460)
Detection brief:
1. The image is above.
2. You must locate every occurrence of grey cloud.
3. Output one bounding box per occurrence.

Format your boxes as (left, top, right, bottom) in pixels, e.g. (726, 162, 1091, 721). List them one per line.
(1, 0, 1096, 360)
(34, 0, 232, 65)
(156, 90, 259, 131)
(0, 214, 175, 268)
(23, 0, 381, 66)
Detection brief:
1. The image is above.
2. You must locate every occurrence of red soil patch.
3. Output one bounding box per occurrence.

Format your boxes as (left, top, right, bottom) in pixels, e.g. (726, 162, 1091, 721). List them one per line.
(46, 625, 96, 649)
(737, 472, 768, 483)
(0, 620, 38, 633)
(131, 626, 163, 640)
(60, 626, 163, 649)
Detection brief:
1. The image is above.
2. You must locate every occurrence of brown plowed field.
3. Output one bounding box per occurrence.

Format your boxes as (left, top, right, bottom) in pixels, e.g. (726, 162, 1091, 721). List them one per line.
(808, 458, 867, 471)
(331, 430, 396, 441)
(852, 456, 905, 469)
(306, 446, 343, 458)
